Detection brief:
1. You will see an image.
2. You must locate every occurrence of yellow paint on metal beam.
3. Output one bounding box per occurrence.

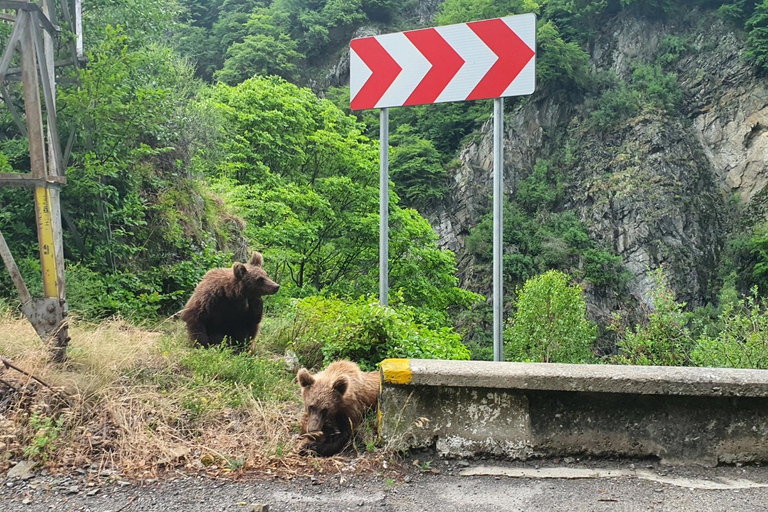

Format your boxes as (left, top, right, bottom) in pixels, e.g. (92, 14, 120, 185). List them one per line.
(34, 186, 58, 297)
(381, 358, 412, 385)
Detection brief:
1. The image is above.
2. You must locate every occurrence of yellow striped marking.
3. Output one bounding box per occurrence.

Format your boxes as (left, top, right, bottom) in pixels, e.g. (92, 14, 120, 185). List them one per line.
(34, 186, 58, 297)
(381, 358, 412, 385)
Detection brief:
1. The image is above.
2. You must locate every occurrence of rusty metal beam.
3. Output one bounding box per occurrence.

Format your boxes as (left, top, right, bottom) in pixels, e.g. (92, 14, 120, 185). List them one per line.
(0, 172, 66, 187)
(0, 9, 28, 82)
(0, 228, 32, 306)
(0, 1, 58, 34)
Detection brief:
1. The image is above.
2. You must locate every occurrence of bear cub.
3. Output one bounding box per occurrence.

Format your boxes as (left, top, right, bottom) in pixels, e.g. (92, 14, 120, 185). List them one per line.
(180, 252, 279, 350)
(297, 360, 380, 456)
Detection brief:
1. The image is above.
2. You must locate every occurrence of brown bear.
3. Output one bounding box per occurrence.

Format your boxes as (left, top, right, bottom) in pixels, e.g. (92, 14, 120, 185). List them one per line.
(297, 360, 380, 456)
(180, 252, 279, 350)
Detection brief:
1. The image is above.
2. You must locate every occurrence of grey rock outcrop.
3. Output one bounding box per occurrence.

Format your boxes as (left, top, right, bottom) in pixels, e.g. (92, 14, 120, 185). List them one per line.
(428, 10, 767, 316)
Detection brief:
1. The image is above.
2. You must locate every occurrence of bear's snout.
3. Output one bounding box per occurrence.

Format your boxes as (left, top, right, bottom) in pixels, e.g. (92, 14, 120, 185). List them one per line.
(264, 280, 280, 295)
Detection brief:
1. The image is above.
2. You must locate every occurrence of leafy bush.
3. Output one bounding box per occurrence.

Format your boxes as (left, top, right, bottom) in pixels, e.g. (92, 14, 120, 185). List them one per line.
(536, 20, 593, 91)
(268, 296, 470, 371)
(749, 223, 768, 291)
(589, 82, 642, 131)
(583, 248, 632, 288)
(504, 270, 597, 363)
(589, 65, 681, 130)
(23, 413, 64, 462)
(691, 287, 768, 369)
(390, 126, 448, 209)
(613, 267, 695, 366)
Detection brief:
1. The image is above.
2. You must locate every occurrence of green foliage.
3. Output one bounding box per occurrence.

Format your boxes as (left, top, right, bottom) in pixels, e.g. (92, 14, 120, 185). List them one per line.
(516, 159, 561, 213)
(215, 10, 304, 84)
(748, 222, 768, 291)
(691, 287, 768, 368)
(583, 249, 632, 287)
(466, 159, 627, 293)
(542, 0, 609, 42)
(588, 78, 642, 131)
(589, 65, 681, 130)
(630, 64, 682, 111)
(84, 0, 182, 48)
(613, 267, 695, 366)
(387, 101, 491, 157)
(504, 270, 597, 363)
(390, 126, 448, 210)
(745, 0, 768, 71)
(536, 20, 593, 90)
(23, 413, 65, 462)
(201, 76, 478, 321)
(273, 296, 470, 371)
(434, 0, 541, 25)
(618, 0, 676, 18)
(179, 344, 297, 403)
(657, 35, 692, 66)
(717, 0, 760, 22)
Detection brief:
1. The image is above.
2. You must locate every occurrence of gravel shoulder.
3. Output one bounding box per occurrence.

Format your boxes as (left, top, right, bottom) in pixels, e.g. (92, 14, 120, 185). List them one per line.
(4, 455, 768, 512)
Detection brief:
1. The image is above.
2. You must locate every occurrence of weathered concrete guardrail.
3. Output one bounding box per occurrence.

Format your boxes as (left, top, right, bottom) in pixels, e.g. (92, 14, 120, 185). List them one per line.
(378, 359, 768, 466)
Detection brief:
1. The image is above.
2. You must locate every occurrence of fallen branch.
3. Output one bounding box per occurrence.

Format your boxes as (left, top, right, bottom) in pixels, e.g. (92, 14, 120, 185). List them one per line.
(1, 358, 54, 391)
(0, 377, 17, 391)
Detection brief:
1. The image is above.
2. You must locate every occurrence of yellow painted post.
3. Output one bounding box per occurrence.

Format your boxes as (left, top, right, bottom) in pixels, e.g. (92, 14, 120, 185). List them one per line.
(18, 12, 69, 362)
(34, 186, 59, 297)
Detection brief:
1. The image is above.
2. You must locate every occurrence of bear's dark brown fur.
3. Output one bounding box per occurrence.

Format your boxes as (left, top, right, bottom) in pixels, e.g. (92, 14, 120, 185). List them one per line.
(297, 360, 380, 456)
(180, 252, 279, 350)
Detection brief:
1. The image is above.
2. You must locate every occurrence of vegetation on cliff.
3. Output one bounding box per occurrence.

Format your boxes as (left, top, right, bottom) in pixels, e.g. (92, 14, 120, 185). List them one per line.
(0, 0, 766, 368)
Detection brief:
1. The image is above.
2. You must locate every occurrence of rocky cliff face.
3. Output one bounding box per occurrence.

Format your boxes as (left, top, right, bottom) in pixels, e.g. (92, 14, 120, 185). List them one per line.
(428, 10, 768, 320)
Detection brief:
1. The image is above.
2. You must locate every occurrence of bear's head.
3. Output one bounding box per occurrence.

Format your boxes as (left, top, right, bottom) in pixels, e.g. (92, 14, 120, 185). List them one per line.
(297, 368, 348, 433)
(232, 252, 280, 297)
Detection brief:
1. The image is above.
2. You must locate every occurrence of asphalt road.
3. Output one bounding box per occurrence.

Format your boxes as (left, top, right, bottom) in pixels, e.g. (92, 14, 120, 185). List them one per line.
(3, 457, 768, 512)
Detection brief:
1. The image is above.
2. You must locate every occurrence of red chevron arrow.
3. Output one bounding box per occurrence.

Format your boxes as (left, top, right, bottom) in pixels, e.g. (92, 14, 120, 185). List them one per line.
(403, 28, 465, 106)
(350, 37, 402, 110)
(466, 18, 535, 101)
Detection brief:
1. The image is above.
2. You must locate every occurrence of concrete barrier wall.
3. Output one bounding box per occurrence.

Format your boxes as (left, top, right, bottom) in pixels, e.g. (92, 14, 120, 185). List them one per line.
(378, 359, 768, 466)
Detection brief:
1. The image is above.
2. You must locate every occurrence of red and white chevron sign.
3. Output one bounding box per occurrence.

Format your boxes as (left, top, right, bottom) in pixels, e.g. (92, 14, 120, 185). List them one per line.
(350, 13, 536, 110)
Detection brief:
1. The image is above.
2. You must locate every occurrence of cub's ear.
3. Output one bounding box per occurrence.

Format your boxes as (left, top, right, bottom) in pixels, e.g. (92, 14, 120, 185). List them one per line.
(297, 368, 315, 388)
(332, 375, 349, 396)
(233, 262, 247, 280)
(249, 252, 264, 267)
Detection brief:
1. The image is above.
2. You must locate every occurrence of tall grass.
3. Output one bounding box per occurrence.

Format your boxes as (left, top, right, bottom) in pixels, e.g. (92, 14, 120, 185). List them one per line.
(0, 309, 318, 475)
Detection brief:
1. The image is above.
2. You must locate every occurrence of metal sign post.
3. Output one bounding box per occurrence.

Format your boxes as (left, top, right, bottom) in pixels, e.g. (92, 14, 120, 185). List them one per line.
(351, 14, 536, 359)
(493, 97, 504, 362)
(379, 108, 389, 306)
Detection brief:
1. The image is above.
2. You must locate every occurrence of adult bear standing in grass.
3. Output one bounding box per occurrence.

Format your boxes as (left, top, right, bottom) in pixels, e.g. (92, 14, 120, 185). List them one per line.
(180, 252, 279, 350)
(297, 360, 380, 456)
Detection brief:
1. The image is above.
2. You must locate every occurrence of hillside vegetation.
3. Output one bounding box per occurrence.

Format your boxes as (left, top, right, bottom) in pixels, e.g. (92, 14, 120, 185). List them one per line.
(1, 0, 767, 474)
(1, 0, 767, 368)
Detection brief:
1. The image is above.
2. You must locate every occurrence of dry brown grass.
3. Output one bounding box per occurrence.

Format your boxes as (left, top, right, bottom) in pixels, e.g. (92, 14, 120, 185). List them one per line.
(0, 309, 387, 479)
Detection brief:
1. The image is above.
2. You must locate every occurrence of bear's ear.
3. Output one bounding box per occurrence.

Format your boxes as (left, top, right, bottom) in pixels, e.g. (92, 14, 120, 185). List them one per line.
(233, 262, 247, 280)
(332, 375, 348, 396)
(297, 368, 315, 388)
(249, 252, 263, 267)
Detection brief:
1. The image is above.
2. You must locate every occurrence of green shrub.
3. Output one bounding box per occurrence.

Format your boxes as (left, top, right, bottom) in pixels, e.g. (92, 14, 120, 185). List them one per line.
(589, 82, 642, 130)
(613, 267, 695, 366)
(270, 295, 470, 371)
(504, 270, 597, 363)
(583, 248, 631, 287)
(691, 287, 768, 369)
(23, 413, 64, 462)
(746, 0, 768, 72)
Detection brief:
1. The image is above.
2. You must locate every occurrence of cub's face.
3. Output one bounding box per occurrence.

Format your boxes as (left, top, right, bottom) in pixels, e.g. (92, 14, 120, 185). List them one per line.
(297, 368, 348, 433)
(233, 252, 280, 297)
